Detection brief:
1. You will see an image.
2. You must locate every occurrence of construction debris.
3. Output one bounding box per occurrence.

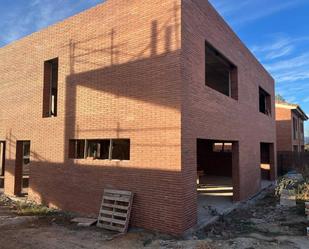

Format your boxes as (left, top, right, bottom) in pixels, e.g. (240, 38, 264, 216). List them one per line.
(280, 189, 296, 207)
(97, 189, 133, 233)
(275, 172, 309, 207)
(71, 217, 97, 227)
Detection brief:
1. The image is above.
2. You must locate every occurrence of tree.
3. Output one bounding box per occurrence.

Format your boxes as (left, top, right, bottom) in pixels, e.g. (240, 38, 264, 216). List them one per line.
(275, 94, 286, 103)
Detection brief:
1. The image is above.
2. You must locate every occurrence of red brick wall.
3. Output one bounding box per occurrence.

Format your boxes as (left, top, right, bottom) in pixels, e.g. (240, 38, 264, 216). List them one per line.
(0, 0, 276, 234)
(276, 107, 306, 152)
(0, 0, 187, 234)
(291, 112, 306, 150)
(181, 0, 277, 227)
(276, 107, 292, 151)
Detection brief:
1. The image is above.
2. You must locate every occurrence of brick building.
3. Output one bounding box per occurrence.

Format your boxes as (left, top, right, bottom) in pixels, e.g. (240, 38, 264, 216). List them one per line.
(0, 0, 276, 234)
(276, 102, 308, 152)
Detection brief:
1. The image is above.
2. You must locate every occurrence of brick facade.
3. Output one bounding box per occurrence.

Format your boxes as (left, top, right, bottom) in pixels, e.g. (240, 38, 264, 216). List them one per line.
(276, 103, 308, 152)
(180, 0, 276, 227)
(0, 0, 276, 234)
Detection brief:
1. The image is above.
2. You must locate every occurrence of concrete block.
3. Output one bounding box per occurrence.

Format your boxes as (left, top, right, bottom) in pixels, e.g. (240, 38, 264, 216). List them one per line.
(280, 189, 296, 207)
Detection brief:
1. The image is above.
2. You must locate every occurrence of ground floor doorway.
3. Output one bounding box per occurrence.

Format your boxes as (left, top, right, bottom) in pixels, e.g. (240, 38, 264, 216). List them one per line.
(196, 139, 239, 224)
(0, 141, 5, 189)
(260, 142, 274, 188)
(14, 141, 30, 196)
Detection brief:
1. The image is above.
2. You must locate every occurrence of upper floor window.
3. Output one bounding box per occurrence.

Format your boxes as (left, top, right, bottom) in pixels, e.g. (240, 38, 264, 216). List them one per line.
(293, 117, 298, 140)
(43, 58, 58, 118)
(300, 121, 304, 134)
(259, 87, 271, 116)
(205, 42, 238, 100)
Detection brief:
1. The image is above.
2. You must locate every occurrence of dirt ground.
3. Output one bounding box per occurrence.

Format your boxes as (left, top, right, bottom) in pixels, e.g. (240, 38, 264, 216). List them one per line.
(0, 190, 309, 249)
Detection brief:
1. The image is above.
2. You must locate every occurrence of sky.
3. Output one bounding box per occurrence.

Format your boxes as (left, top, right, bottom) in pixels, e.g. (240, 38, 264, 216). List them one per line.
(0, 0, 308, 135)
(208, 0, 309, 136)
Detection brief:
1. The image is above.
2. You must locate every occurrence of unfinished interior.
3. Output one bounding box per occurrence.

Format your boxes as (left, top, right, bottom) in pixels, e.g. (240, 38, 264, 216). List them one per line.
(0, 0, 276, 234)
(205, 42, 238, 100)
(197, 139, 237, 222)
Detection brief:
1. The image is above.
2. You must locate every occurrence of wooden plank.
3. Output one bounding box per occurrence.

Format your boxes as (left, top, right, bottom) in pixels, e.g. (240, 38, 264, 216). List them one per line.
(101, 217, 126, 226)
(104, 189, 133, 196)
(97, 189, 134, 233)
(103, 195, 131, 202)
(101, 203, 129, 210)
(101, 209, 127, 218)
(97, 223, 124, 232)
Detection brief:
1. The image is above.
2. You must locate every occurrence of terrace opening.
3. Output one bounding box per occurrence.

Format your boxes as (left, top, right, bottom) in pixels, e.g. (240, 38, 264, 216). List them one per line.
(197, 139, 239, 223)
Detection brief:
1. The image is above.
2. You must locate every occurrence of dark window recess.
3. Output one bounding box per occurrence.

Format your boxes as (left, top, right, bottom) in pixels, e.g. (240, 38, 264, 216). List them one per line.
(87, 140, 110, 159)
(69, 139, 130, 160)
(0, 141, 5, 176)
(112, 139, 130, 160)
(69, 140, 85, 159)
(205, 42, 238, 99)
(293, 145, 298, 152)
(293, 117, 298, 140)
(43, 58, 58, 118)
(259, 87, 271, 115)
(22, 141, 31, 176)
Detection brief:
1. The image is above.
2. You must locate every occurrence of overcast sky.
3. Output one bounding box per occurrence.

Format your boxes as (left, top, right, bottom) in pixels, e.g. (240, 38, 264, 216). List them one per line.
(0, 0, 308, 135)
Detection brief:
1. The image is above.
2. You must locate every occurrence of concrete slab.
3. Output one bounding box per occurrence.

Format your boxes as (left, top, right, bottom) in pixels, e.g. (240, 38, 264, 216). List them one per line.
(71, 217, 97, 227)
(197, 176, 233, 225)
(184, 182, 275, 238)
(197, 176, 275, 226)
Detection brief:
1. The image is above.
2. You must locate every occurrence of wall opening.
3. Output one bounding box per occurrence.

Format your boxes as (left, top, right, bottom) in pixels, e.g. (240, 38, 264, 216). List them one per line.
(205, 41, 238, 100)
(0, 141, 5, 188)
(69, 139, 130, 160)
(293, 145, 299, 152)
(260, 143, 275, 188)
(259, 87, 271, 116)
(293, 117, 298, 140)
(15, 141, 31, 196)
(43, 58, 58, 118)
(196, 139, 239, 223)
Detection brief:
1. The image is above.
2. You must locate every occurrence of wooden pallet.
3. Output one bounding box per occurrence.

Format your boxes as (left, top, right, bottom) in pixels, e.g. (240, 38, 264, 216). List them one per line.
(97, 189, 134, 233)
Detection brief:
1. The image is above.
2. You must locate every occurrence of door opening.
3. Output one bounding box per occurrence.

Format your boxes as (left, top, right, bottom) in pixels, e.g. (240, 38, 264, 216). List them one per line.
(0, 141, 5, 189)
(260, 142, 274, 188)
(196, 139, 239, 224)
(15, 141, 30, 196)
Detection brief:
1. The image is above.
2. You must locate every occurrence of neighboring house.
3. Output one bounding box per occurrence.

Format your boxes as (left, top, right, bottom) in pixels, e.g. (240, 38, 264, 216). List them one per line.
(0, 0, 276, 234)
(276, 102, 308, 152)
